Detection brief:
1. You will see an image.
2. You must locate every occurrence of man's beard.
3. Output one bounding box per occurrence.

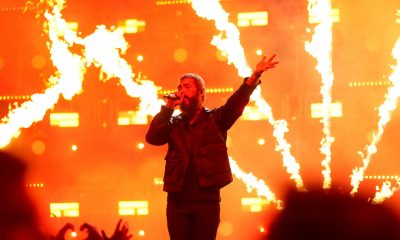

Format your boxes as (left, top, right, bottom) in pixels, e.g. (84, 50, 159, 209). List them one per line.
(180, 97, 200, 112)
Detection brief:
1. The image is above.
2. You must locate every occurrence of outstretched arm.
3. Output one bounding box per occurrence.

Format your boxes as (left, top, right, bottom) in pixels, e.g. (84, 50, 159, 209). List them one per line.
(217, 54, 279, 130)
(246, 54, 279, 86)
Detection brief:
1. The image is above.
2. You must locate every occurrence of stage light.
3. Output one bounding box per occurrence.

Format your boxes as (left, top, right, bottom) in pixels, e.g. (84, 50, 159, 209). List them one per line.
(153, 178, 163, 185)
(258, 138, 265, 145)
(71, 232, 77, 238)
(27, 183, 45, 188)
(118, 111, 148, 125)
(242, 106, 267, 120)
(173, 48, 188, 63)
(117, 19, 146, 34)
(31, 139, 46, 155)
(310, 102, 342, 118)
(50, 203, 80, 217)
(349, 81, 391, 87)
(237, 12, 268, 27)
(308, 8, 340, 24)
(137, 55, 144, 62)
(118, 201, 149, 216)
(259, 227, 266, 233)
(137, 142, 144, 150)
(138, 230, 145, 237)
(50, 112, 79, 127)
(256, 49, 263, 56)
(71, 145, 78, 151)
(241, 197, 269, 212)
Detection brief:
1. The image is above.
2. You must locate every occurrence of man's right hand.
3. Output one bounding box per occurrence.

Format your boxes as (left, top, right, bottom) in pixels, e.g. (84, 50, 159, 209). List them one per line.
(165, 92, 184, 109)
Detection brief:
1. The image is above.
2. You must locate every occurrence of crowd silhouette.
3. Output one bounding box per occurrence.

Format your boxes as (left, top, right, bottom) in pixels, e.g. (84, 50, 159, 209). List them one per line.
(2, 149, 400, 240)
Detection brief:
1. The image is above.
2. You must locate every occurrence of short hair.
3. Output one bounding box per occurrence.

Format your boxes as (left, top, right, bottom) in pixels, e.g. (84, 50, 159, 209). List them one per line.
(179, 73, 205, 90)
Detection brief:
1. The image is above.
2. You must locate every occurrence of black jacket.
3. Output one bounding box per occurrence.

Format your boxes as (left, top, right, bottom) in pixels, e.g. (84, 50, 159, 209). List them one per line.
(146, 82, 258, 192)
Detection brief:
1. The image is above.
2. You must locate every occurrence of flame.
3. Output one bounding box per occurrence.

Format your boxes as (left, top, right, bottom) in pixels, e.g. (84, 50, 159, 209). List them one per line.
(229, 157, 282, 209)
(372, 181, 400, 204)
(81, 26, 164, 116)
(191, 0, 251, 77)
(0, 3, 87, 148)
(0, 0, 164, 148)
(351, 36, 400, 195)
(191, 0, 304, 191)
(305, 0, 335, 189)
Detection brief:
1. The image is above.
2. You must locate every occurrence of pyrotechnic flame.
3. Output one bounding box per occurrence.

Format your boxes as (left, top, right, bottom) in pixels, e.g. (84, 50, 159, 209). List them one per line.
(372, 181, 400, 204)
(0, 3, 87, 148)
(82, 27, 164, 116)
(229, 157, 282, 209)
(0, 0, 164, 148)
(305, 0, 335, 189)
(351, 36, 400, 195)
(191, 0, 251, 77)
(191, 0, 304, 191)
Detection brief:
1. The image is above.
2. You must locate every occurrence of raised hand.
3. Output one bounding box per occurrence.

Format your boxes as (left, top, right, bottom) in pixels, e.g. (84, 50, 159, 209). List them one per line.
(101, 219, 132, 240)
(254, 54, 279, 77)
(80, 222, 103, 240)
(51, 222, 74, 240)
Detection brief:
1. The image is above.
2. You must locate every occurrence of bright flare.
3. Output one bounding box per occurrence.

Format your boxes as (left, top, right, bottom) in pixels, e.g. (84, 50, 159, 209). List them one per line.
(0, 0, 164, 148)
(372, 181, 400, 204)
(305, 0, 335, 189)
(191, 0, 304, 191)
(351, 36, 400, 195)
(229, 157, 282, 209)
(82, 26, 164, 117)
(191, 0, 251, 77)
(0, 3, 86, 148)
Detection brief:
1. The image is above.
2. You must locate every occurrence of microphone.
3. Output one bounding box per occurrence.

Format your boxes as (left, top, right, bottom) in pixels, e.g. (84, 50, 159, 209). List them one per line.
(163, 93, 179, 99)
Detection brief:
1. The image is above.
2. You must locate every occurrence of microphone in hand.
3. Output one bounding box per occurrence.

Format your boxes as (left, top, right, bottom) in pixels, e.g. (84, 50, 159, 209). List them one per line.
(163, 93, 179, 100)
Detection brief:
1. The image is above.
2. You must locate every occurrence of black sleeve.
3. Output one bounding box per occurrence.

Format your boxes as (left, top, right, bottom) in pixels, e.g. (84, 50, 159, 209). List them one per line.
(216, 79, 259, 131)
(145, 105, 174, 146)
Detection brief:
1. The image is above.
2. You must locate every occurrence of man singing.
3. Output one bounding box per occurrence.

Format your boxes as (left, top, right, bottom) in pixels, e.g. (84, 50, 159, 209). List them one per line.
(146, 54, 279, 240)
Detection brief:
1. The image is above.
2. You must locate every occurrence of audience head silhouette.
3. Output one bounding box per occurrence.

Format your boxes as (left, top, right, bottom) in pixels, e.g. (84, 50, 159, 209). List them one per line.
(267, 188, 400, 240)
(0, 151, 44, 240)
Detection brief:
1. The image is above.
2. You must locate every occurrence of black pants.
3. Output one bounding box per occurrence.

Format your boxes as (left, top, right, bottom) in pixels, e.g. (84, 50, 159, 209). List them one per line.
(167, 201, 220, 240)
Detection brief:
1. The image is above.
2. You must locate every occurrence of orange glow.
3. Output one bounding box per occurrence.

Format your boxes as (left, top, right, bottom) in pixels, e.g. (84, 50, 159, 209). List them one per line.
(31, 140, 46, 155)
(31, 54, 47, 69)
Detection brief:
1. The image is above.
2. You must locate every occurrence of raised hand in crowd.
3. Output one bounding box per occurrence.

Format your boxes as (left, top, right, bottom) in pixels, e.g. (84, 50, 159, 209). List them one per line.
(101, 219, 132, 240)
(80, 222, 103, 240)
(51, 222, 74, 240)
